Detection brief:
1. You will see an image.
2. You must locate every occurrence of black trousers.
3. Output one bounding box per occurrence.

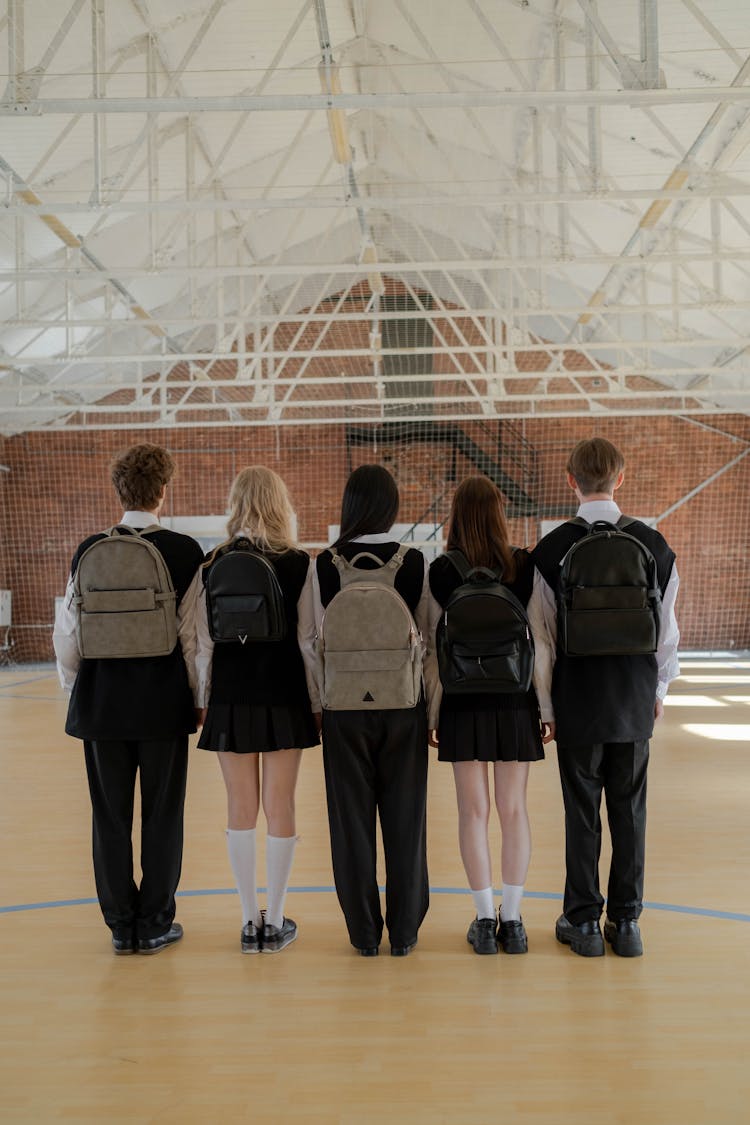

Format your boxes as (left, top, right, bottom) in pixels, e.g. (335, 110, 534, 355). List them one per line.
(322, 706, 429, 950)
(557, 740, 649, 926)
(83, 737, 189, 940)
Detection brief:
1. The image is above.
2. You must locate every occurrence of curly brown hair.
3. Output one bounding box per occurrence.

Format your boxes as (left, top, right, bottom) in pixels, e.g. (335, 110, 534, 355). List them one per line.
(110, 444, 175, 511)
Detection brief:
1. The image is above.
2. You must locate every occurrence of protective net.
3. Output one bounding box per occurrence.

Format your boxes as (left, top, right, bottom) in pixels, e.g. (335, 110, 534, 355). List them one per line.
(1, 410, 748, 664)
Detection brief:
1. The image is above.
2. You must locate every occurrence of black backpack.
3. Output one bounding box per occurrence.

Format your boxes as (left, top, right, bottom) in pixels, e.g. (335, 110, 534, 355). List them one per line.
(436, 550, 534, 695)
(558, 517, 661, 657)
(204, 538, 287, 644)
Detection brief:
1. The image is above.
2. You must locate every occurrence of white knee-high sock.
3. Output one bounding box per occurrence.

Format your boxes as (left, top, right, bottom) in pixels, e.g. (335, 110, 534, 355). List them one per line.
(500, 883, 524, 922)
(265, 834, 297, 929)
(471, 887, 496, 921)
(226, 828, 262, 929)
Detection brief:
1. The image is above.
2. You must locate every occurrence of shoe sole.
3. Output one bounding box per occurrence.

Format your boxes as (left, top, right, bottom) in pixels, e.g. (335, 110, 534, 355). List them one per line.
(261, 931, 298, 954)
(556, 928, 604, 958)
(467, 935, 498, 955)
(138, 938, 182, 955)
(500, 940, 528, 954)
(112, 946, 136, 956)
(241, 944, 261, 954)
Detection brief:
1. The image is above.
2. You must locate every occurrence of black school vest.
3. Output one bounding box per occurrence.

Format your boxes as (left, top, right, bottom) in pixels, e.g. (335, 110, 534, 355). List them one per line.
(531, 519, 675, 746)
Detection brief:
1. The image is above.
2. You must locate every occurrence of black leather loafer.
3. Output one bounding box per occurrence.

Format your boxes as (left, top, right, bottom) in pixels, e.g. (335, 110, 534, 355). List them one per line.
(467, 917, 498, 955)
(138, 922, 183, 955)
(555, 914, 604, 957)
(112, 933, 137, 956)
(390, 940, 417, 957)
(498, 918, 528, 954)
(357, 946, 379, 957)
(604, 917, 643, 957)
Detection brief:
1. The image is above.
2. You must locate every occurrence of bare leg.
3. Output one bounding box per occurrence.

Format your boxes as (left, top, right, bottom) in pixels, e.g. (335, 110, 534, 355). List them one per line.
(494, 760, 531, 924)
(452, 761, 492, 890)
(262, 748, 303, 930)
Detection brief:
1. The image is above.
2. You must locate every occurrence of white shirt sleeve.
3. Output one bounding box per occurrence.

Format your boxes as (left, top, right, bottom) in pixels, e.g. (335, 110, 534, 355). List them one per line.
(656, 564, 680, 700)
(413, 555, 442, 729)
(52, 574, 81, 694)
(527, 567, 557, 724)
(298, 557, 322, 713)
(178, 571, 208, 702)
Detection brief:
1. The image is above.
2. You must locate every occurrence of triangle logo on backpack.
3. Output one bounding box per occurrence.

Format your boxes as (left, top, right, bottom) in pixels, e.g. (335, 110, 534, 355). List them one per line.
(239, 634, 248, 645)
(362, 691, 374, 702)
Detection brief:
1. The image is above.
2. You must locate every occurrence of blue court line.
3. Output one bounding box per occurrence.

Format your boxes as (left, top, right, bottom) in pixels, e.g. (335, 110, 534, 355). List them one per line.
(1, 886, 748, 923)
(0, 674, 56, 693)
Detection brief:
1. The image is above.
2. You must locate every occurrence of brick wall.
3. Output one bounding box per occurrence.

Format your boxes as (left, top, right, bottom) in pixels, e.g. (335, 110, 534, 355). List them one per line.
(1, 413, 748, 662)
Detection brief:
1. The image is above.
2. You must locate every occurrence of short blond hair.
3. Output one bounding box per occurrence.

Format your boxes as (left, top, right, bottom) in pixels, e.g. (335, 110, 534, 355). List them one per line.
(567, 438, 625, 496)
(226, 466, 295, 552)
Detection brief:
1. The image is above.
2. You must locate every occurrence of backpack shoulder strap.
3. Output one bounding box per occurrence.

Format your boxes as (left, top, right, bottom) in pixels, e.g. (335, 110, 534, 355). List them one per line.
(445, 549, 472, 582)
(616, 515, 635, 529)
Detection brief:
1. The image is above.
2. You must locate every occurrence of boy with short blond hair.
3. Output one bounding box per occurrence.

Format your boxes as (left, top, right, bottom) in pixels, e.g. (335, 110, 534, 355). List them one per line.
(529, 437, 679, 957)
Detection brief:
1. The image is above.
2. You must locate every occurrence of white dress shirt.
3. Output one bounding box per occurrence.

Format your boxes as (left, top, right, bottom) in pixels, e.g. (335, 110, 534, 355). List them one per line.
(527, 500, 680, 723)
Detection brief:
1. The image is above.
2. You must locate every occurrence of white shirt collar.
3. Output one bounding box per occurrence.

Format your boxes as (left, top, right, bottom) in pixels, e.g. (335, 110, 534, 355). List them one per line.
(576, 499, 621, 523)
(121, 510, 160, 527)
(349, 531, 395, 544)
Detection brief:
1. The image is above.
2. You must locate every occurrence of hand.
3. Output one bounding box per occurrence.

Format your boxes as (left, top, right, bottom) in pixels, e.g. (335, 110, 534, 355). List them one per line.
(541, 720, 556, 744)
(654, 699, 664, 721)
(313, 711, 323, 735)
(195, 707, 207, 727)
(428, 729, 439, 748)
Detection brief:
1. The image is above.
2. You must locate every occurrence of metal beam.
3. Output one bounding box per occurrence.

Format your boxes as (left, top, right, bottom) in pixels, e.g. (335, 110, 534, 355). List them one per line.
(6, 88, 750, 114)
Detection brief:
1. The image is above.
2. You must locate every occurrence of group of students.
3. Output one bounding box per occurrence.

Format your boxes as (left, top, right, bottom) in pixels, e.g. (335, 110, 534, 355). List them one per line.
(53, 436, 679, 961)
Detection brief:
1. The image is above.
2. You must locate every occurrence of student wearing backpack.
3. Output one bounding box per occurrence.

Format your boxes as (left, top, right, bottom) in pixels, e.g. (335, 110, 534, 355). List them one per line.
(529, 437, 679, 958)
(53, 444, 204, 955)
(183, 466, 318, 955)
(304, 464, 437, 957)
(428, 476, 546, 956)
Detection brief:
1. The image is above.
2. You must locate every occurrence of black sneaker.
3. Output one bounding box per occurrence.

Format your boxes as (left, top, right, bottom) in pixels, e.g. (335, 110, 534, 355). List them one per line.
(467, 917, 498, 955)
(138, 922, 183, 955)
(555, 914, 604, 957)
(498, 917, 528, 954)
(241, 921, 261, 954)
(604, 917, 643, 957)
(262, 917, 297, 954)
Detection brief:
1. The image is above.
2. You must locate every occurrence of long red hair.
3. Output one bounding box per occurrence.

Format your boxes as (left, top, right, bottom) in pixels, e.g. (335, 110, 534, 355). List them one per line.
(446, 476, 517, 582)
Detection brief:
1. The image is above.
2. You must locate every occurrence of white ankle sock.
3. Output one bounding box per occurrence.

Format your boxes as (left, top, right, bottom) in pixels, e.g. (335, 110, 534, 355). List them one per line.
(265, 834, 297, 929)
(226, 828, 262, 928)
(500, 883, 524, 922)
(471, 887, 496, 920)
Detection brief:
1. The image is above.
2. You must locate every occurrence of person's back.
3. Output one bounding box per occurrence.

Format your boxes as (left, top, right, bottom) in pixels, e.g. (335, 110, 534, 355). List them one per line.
(427, 475, 545, 956)
(53, 443, 203, 957)
(64, 523, 202, 740)
(304, 464, 434, 957)
(528, 437, 679, 959)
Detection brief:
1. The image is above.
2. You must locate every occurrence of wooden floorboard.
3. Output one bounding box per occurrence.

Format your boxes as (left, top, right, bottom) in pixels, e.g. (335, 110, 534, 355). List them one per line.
(1, 661, 748, 1123)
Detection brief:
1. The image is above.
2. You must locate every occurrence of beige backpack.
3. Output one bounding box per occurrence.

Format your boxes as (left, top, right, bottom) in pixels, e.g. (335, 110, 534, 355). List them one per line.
(318, 545, 423, 711)
(73, 525, 178, 659)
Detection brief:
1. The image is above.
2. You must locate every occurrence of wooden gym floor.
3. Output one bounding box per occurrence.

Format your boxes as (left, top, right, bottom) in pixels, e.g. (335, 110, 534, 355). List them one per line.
(1, 658, 748, 1124)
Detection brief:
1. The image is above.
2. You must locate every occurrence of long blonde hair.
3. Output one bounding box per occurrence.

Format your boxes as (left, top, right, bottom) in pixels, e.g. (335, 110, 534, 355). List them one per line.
(225, 466, 296, 553)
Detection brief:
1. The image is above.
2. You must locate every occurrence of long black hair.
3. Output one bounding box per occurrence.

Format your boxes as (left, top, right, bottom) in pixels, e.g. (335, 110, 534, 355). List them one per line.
(330, 464, 400, 550)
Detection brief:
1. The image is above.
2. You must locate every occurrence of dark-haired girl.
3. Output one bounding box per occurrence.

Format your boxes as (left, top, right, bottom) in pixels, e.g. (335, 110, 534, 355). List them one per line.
(303, 464, 438, 957)
(428, 476, 548, 956)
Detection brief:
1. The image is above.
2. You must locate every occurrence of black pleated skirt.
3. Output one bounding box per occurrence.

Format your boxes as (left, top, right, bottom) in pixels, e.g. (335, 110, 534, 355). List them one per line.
(437, 704, 545, 763)
(198, 703, 319, 754)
